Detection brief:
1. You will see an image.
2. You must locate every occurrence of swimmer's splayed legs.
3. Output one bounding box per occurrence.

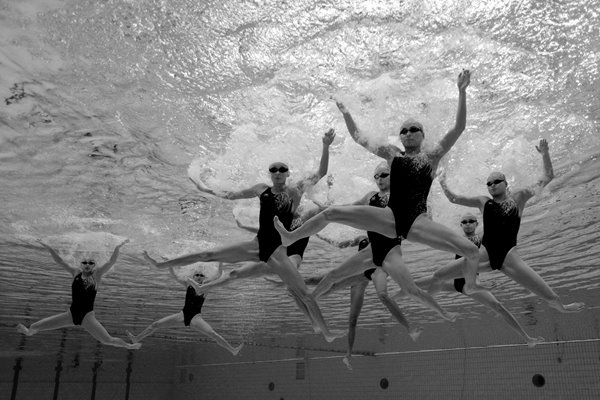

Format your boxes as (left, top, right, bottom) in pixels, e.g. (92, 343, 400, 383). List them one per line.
(269, 246, 345, 343)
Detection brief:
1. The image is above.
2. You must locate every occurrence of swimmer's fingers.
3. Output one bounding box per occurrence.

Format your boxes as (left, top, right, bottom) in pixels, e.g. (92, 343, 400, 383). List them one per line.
(189, 177, 209, 191)
(322, 128, 336, 145)
(457, 69, 471, 90)
(535, 138, 549, 154)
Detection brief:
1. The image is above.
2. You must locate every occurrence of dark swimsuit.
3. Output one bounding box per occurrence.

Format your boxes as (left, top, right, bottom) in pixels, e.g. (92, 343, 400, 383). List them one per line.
(257, 187, 309, 262)
(453, 235, 482, 293)
(182, 286, 206, 326)
(70, 272, 97, 325)
(482, 198, 521, 270)
(367, 192, 402, 266)
(387, 154, 433, 239)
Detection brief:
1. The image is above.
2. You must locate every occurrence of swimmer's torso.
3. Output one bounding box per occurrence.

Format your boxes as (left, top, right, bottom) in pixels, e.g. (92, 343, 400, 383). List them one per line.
(482, 197, 521, 249)
(258, 186, 300, 231)
(388, 153, 433, 217)
(367, 191, 402, 266)
(70, 272, 97, 323)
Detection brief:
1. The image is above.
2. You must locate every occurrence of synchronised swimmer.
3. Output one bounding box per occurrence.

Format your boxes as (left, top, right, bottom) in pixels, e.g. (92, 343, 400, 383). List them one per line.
(16, 70, 584, 366)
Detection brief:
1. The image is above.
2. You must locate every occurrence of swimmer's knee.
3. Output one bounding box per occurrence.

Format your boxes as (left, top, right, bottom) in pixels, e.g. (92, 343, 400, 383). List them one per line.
(460, 242, 479, 259)
(376, 292, 390, 303)
(322, 206, 343, 221)
(322, 206, 336, 220)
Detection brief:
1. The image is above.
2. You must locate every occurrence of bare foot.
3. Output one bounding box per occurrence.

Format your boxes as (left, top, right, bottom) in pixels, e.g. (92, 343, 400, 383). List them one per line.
(16, 324, 33, 336)
(142, 251, 158, 267)
(273, 216, 294, 247)
(311, 320, 322, 334)
(342, 356, 353, 370)
(125, 330, 138, 344)
(462, 282, 491, 296)
(408, 326, 424, 341)
(443, 311, 459, 322)
(549, 301, 585, 313)
(324, 330, 346, 343)
(232, 343, 244, 356)
(527, 336, 545, 348)
(127, 342, 142, 350)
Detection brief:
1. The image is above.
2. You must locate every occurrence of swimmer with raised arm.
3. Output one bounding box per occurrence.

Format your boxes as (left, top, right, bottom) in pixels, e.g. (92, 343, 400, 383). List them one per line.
(308, 162, 455, 321)
(429, 139, 584, 313)
(17, 239, 141, 350)
(126, 264, 243, 355)
(143, 129, 344, 342)
(409, 214, 545, 347)
(275, 69, 484, 299)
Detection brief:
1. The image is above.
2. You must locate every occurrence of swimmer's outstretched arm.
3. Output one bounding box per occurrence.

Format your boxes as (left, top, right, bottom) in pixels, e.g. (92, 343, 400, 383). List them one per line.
(535, 139, 554, 187)
(36, 239, 78, 275)
(235, 218, 258, 233)
(334, 100, 400, 162)
(297, 128, 336, 191)
(510, 139, 555, 208)
(439, 172, 486, 211)
(190, 178, 267, 201)
(96, 239, 129, 278)
(432, 70, 471, 160)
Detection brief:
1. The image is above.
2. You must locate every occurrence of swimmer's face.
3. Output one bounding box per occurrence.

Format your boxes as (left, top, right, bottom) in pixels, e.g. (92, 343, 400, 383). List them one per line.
(399, 120, 424, 148)
(486, 172, 507, 196)
(460, 216, 478, 234)
(268, 163, 289, 184)
(80, 259, 96, 273)
(193, 272, 206, 283)
(373, 166, 391, 190)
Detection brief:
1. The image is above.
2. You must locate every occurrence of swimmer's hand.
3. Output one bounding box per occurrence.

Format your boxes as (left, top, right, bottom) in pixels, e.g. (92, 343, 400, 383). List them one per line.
(189, 177, 212, 193)
(36, 239, 49, 248)
(189, 177, 232, 199)
(186, 277, 202, 290)
(142, 251, 159, 268)
(535, 138, 549, 155)
(322, 128, 336, 146)
(457, 69, 471, 91)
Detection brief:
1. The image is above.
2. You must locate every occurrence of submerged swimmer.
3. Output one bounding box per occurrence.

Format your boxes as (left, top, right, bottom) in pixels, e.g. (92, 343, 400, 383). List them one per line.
(410, 214, 545, 347)
(275, 69, 485, 297)
(126, 264, 243, 356)
(143, 129, 345, 342)
(17, 239, 141, 350)
(335, 239, 423, 370)
(310, 162, 455, 322)
(429, 139, 584, 313)
(264, 235, 423, 370)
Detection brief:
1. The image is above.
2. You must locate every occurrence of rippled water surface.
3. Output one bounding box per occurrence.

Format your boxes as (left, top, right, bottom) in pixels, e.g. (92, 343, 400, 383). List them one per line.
(1, 0, 600, 390)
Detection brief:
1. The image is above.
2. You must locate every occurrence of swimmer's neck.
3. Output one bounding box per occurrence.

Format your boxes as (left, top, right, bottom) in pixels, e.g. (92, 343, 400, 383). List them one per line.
(492, 192, 509, 202)
(271, 183, 287, 192)
(403, 145, 422, 156)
